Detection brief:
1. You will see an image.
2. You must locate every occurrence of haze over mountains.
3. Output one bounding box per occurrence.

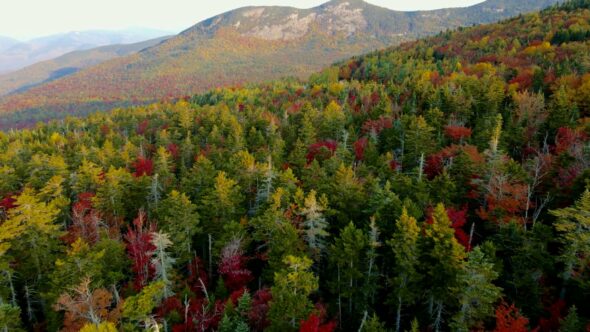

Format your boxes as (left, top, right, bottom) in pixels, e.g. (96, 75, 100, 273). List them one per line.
(0, 0, 562, 128)
(0, 28, 171, 74)
(0, 36, 170, 97)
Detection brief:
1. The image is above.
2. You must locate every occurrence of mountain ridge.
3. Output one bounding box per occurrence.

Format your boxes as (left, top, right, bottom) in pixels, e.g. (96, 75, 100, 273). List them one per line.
(0, 0, 562, 128)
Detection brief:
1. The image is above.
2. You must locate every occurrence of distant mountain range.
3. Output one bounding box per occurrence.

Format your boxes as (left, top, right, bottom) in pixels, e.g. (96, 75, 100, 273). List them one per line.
(0, 28, 171, 74)
(0, 36, 170, 97)
(0, 0, 563, 128)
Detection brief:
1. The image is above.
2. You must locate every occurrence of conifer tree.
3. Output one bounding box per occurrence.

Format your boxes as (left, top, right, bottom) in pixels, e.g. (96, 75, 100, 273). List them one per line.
(268, 255, 318, 331)
(329, 222, 367, 322)
(301, 190, 329, 260)
(422, 204, 466, 332)
(388, 208, 421, 332)
(157, 190, 200, 265)
(550, 190, 590, 298)
(451, 247, 501, 331)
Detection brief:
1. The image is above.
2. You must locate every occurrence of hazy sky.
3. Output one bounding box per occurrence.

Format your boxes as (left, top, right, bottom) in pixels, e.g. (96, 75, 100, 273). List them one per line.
(2, 0, 484, 40)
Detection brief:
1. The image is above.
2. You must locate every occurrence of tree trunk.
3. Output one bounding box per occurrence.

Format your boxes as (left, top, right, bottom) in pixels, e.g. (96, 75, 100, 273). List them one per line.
(396, 295, 402, 332)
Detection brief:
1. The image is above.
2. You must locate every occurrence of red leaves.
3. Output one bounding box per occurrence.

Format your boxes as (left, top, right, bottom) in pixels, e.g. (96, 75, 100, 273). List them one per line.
(218, 240, 253, 292)
(218, 253, 253, 292)
(444, 125, 472, 142)
(299, 304, 336, 332)
(306, 140, 338, 164)
(63, 193, 100, 245)
(0, 194, 16, 211)
(249, 288, 272, 331)
(187, 256, 209, 297)
(361, 116, 393, 135)
(125, 212, 156, 291)
(447, 207, 470, 249)
(426, 206, 470, 249)
(389, 158, 401, 172)
(137, 119, 150, 135)
(299, 314, 337, 332)
(353, 137, 368, 161)
(555, 127, 588, 155)
(132, 157, 154, 177)
(538, 299, 566, 332)
(167, 143, 180, 159)
(494, 302, 529, 332)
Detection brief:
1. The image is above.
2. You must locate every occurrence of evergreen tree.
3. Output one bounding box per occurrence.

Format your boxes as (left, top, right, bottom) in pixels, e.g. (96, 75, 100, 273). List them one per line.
(422, 204, 466, 332)
(268, 255, 318, 331)
(388, 208, 421, 332)
(157, 190, 200, 265)
(550, 190, 590, 297)
(451, 247, 501, 331)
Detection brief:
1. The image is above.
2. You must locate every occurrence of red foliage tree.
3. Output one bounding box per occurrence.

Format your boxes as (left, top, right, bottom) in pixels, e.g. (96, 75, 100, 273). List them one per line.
(447, 207, 470, 249)
(63, 192, 100, 245)
(538, 299, 566, 332)
(299, 314, 337, 332)
(444, 125, 473, 142)
(132, 157, 154, 177)
(306, 140, 338, 164)
(124, 211, 156, 291)
(249, 288, 272, 331)
(493, 302, 530, 332)
(167, 143, 180, 159)
(0, 195, 16, 211)
(361, 116, 393, 135)
(353, 137, 368, 161)
(137, 119, 150, 135)
(299, 304, 336, 332)
(218, 246, 253, 292)
(187, 256, 209, 297)
(555, 127, 588, 155)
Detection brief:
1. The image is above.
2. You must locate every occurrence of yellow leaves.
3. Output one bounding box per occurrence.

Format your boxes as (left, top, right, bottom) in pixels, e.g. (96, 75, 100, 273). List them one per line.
(69, 238, 90, 256)
(523, 41, 553, 56)
(214, 171, 239, 207)
(234, 150, 257, 173)
(50, 132, 66, 148)
(0, 187, 60, 257)
(80, 322, 118, 332)
(328, 82, 345, 96)
(471, 62, 496, 76)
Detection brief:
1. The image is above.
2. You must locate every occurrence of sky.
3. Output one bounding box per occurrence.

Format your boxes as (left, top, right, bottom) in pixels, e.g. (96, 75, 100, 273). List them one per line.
(1, 0, 485, 40)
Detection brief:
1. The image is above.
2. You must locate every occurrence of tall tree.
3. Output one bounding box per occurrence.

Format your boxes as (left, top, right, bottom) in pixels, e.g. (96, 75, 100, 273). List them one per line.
(421, 204, 466, 332)
(268, 255, 318, 331)
(550, 190, 590, 298)
(157, 190, 200, 265)
(388, 208, 421, 332)
(450, 247, 501, 331)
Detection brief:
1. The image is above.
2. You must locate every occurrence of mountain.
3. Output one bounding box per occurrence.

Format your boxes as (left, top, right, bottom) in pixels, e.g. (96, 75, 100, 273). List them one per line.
(0, 0, 562, 127)
(0, 36, 19, 53)
(0, 36, 170, 97)
(0, 28, 171, 74)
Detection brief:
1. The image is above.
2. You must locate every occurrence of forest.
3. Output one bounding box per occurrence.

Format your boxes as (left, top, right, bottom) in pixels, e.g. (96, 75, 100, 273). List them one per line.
(0, 0, 590, 331)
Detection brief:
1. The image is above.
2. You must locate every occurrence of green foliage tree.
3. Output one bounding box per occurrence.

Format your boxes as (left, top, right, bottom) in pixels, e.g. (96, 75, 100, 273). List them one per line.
(268, 255, 318, 331)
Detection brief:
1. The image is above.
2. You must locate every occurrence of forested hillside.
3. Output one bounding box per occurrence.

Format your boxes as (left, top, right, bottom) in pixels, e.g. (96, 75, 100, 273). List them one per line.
(0, 1, 589, 331)
(0, 0, 561, 128)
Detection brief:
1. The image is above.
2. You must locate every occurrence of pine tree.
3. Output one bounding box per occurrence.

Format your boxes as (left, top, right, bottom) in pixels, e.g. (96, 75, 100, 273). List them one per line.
(150, 232, 176, 298)
(550, 190, 590, 298)
(388, 208, 421, 332)
(450, 247, 501, 331)
(268, 255, 318, 331)
(301, 190, 329, 260)
(329, 222, 367, 322)
(422, 203, 466, 332)
(157, 190, 200, 265)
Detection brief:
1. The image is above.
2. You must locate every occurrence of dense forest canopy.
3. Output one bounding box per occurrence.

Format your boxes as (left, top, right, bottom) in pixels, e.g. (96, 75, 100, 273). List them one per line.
(0, 0, 590, 331)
